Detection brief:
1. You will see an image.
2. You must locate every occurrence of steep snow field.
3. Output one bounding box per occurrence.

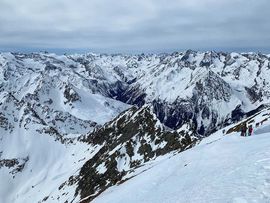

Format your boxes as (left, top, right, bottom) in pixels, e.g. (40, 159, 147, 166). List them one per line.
(0, 136, 93, 203)
(94, 119, 270, 203)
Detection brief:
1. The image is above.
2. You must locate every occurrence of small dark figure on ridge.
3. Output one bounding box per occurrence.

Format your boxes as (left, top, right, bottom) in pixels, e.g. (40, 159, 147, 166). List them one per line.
(241, 124, 247, 136)
(248, 125, 253, 136)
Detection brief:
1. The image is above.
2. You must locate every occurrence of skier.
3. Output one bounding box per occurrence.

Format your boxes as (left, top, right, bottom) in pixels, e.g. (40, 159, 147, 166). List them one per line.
(248, 125, 253, 136)
(241, 124, 247, 137)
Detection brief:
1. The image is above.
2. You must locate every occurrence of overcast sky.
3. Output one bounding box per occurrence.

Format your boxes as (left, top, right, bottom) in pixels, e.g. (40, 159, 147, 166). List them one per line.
(0, 0, 269, 53)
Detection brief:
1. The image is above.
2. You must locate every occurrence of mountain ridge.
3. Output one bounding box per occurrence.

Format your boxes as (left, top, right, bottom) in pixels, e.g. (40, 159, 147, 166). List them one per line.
(0, 50, 270, 202)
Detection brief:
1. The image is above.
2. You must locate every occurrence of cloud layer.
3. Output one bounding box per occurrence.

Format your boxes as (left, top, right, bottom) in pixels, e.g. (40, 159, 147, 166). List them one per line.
(0, 0, 269, 53)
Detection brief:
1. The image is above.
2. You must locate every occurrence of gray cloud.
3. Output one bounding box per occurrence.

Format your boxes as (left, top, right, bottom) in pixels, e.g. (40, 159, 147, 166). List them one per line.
(0, 0, 269, 53)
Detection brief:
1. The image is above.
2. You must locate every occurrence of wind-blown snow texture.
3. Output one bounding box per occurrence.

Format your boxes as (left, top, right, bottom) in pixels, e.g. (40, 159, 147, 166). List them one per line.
(0, 51, 270, 202)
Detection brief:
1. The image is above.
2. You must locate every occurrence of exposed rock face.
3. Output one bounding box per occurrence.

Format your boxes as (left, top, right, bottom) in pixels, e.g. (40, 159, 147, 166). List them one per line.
(0, 156, 29, 175)
(63, 85, 81, 104)
(152, 70, 233, 135)
(1, 51, 270, 137)
(74, 105, 197, 202)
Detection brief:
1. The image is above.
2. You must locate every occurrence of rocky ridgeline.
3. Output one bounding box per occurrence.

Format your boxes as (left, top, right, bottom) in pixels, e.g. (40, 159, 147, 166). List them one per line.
(0, 51, 270, 202)
(1, 51, 270, 136)
(55, 105, 197, 202)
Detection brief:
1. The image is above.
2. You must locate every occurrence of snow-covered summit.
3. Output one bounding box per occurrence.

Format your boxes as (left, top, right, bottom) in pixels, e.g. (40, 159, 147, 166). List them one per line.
(0, 50, 270, 202)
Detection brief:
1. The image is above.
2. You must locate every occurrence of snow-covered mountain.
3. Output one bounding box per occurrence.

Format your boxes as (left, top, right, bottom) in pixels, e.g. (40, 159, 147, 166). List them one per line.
(0, 52, 131, 203)
(0, 50, 270, 202)
(93, 107, 270, 203)
(2, 51, 270, 134)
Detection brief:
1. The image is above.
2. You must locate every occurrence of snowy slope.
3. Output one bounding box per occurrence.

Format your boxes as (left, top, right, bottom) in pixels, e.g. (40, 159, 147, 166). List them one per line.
(1, 51, 270, 203)
(45, 105, 197, 202)
(66, 51, 270, 134)
(94, 109, 270, 203)
(0, 52, 131, 203)
(1, 51, 270, 135)
(0, 95, 129, 203)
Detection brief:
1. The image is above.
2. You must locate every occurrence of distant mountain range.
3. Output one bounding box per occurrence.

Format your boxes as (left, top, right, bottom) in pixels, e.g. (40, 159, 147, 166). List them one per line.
(0, 50, 270, 202)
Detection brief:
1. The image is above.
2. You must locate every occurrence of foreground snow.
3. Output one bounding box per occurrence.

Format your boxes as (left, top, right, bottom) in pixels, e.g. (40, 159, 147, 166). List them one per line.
(94, 124, 270, 203)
